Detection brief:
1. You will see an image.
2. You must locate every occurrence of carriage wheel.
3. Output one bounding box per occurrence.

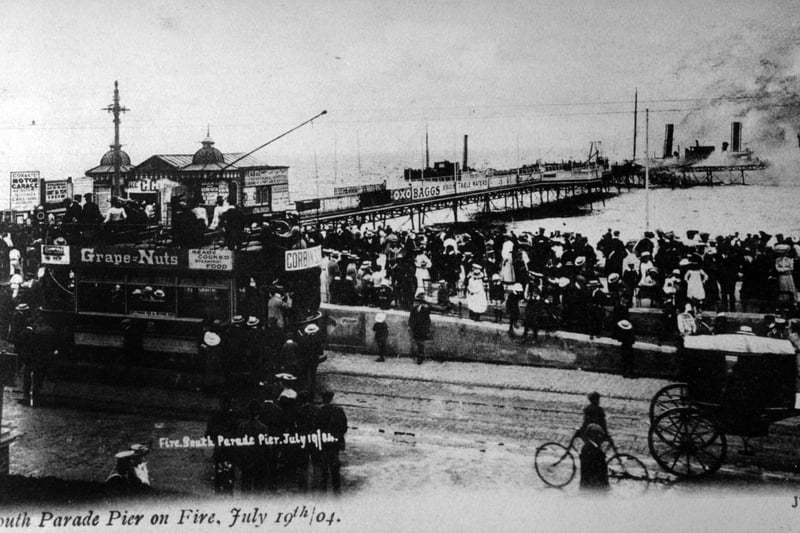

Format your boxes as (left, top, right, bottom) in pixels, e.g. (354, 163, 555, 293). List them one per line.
(606, 453, 650, 497)
(534, 442, 576, 488)
(649, 383, 689, 422)
(648, 407, 726, 478)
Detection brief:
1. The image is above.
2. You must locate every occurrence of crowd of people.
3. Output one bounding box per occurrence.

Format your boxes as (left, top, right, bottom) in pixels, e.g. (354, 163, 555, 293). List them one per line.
(205, 384, 347, 495)
(311, 222, 800, 341)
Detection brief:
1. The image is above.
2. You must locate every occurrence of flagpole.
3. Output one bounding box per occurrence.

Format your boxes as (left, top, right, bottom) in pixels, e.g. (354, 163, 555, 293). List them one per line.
(645, 108, 650, 231)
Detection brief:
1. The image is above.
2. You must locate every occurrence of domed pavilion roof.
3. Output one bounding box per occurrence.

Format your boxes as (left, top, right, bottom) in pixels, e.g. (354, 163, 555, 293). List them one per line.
(100, 145, 131, 167)
(192, 131, 224, 165)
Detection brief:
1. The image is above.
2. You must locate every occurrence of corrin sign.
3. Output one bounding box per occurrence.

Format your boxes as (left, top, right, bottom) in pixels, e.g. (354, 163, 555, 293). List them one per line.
(284, 246, 322, 271)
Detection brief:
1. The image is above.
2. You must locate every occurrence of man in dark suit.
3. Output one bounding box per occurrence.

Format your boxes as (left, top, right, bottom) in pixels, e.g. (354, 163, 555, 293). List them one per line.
(81, 193, 102, 226)
(64, 195, 83, 224)
(64, 195, 84, 242)
(408, 292, 431, 364)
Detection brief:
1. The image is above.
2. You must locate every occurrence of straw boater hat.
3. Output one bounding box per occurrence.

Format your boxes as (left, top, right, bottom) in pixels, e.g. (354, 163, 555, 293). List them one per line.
(375, 313, 386, 323)
(737, 325, 754, 335)
(246, 316, 260, 327)
(775, 243, 791, 254)
(203, 331, 221, 347)
(511, 283, 524, 293)
(608, 273, 620, 284)
(775, 317, 787, 328)
(617, 320, 633, 330)
(15, 303, 29, 312)
(304, 323, 319, 334)
(153, 289, 166, 299)
(492, 273, 502, 281)
(471, 263, 483, 271)
(275, 373, 297, 382)
(115, 450, 137, 461)
(575, 256, 586, 267)
(557, 277, 570, 288)
(231, 315, 245, 325)
(53, 237, 68, 246)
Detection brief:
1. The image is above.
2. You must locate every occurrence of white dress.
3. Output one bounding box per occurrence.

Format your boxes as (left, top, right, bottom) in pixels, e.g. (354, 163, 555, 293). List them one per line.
(684, 269, 707, 301)
(466, 274, 488, 314)
(500, 241, 516, 283)
(415, 253, 431, 292)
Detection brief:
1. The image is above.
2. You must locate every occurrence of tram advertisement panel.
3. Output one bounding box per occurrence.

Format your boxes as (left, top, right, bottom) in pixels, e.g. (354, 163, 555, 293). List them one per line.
(188, 249, 233, 271)
(285, 245, 322, 271)
(42, 245, 236, 271)
(41, 244, 70, 265)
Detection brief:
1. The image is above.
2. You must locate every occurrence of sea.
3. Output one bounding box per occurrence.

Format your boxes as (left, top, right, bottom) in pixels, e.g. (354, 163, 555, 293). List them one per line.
(285, 153, 800, 244)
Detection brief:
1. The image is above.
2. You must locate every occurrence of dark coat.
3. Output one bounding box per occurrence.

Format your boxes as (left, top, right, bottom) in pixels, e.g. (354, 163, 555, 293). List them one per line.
(408, 301, 431, 341)
(81, 201, 102, 225)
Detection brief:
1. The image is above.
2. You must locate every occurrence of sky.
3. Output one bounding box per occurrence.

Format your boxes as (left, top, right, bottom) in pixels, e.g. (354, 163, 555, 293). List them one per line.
(0, 0, 799, 198)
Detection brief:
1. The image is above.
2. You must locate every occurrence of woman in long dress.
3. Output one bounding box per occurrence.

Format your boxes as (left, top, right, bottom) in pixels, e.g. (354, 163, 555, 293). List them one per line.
(414, 250, 432, 295)
(775, 244, 797, 304)
(684, 264, 708, 308)
(466, 264, 488, 321)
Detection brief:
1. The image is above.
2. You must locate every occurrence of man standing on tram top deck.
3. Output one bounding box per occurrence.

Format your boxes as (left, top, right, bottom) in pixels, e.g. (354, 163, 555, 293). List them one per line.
(81, 193, 102, 226)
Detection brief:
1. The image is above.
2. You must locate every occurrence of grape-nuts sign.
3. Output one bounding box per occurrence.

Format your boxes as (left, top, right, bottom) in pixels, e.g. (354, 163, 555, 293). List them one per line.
(10, 171, 40, 211)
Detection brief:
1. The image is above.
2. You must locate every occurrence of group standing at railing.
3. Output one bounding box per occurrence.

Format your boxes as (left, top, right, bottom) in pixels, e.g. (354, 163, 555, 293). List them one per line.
(311, 222, 800, 341)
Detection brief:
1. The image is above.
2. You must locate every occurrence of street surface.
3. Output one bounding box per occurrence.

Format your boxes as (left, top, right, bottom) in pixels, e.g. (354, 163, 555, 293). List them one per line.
(3, 352, 800, 500)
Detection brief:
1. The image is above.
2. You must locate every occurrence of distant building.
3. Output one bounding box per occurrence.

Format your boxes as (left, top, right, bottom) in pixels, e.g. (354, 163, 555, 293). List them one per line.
(85, 145, 135, 213)
(85, 131, 290, 223)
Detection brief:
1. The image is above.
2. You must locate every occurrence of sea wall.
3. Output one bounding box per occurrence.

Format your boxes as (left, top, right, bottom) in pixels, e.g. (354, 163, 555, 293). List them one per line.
(321, 304, 681, 379)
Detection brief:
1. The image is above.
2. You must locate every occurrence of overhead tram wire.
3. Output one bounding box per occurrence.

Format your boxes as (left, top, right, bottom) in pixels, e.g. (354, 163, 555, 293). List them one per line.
(0, 96, 795, 131)
(209, 110, 327, 174)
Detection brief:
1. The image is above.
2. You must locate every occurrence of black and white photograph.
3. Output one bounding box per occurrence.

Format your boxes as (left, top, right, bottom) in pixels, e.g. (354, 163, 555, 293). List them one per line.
(0, 0, 799, 531)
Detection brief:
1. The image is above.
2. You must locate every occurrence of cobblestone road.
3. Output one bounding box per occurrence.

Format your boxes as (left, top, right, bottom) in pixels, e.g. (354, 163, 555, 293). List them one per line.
(3, 352, 800, 500)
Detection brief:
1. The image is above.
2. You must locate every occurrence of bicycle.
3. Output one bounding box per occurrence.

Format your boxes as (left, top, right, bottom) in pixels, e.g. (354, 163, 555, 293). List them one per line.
(534, 430, 650, 494)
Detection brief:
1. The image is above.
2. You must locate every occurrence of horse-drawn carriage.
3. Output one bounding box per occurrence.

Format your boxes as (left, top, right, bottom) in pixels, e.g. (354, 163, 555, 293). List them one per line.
(647, 333, 798, 477)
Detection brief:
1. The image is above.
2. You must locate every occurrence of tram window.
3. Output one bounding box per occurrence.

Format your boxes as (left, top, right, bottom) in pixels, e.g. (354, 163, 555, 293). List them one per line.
(77, 282, 125, 314)
(177, 286, 229, 321)
(128, 285, 176, 316)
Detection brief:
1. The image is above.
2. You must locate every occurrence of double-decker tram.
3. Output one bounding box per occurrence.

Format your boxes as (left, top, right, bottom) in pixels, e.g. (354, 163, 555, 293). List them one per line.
(39, 216, 323, 394)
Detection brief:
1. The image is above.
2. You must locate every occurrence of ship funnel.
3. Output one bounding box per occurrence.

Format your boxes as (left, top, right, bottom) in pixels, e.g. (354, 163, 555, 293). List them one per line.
(731, 121, 742, 152)
(663, 124, 674, 158)
(462, 135, 469, 171)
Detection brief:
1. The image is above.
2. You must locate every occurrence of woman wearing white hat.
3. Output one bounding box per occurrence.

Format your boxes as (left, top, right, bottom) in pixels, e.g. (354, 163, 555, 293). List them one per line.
(466, 264, 488, 321)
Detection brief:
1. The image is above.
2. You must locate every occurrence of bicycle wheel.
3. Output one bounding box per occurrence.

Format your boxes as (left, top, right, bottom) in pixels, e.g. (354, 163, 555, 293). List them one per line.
(535, 442, 576, 488)
(606, 453, 650, 496)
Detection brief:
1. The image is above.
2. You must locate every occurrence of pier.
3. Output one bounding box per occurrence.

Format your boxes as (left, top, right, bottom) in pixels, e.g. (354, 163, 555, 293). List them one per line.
(299, 174, 611, 229)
